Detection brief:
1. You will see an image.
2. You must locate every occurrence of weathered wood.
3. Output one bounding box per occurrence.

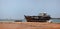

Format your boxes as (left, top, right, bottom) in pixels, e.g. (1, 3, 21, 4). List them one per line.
(24, 15, 51, 22)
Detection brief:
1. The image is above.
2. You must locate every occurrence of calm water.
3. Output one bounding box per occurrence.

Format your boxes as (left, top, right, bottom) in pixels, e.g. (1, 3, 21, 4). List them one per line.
(0, 19, 60, 23)
(50, 19, 60, 23)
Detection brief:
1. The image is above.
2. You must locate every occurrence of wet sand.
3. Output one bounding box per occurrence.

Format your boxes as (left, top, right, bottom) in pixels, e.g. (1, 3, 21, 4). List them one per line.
(0, 22, 60, 29)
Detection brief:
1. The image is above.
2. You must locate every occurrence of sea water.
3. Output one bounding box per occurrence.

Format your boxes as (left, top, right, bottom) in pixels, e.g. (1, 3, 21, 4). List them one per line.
(0, 19, 60, 23)
(50, 19, 60, 23)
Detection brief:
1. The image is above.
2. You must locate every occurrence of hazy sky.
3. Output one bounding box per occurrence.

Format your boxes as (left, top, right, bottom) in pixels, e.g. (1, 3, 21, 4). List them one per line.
(0, 0, 60, 19)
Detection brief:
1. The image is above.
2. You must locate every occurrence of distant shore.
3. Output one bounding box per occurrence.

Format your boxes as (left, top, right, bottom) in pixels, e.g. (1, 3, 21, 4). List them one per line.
(51, 18, 60, 19)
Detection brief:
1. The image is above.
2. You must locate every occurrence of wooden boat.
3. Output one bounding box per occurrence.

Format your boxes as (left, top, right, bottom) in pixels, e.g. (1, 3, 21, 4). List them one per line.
(24, 12, 51, 22)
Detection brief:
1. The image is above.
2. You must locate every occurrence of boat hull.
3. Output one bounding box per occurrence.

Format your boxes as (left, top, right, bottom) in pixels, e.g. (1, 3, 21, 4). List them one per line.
(24, 16, 51, 22)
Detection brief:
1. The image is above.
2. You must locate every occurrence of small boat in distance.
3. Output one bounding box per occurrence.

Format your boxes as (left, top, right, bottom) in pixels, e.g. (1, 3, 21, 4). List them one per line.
(24, 12, 51, 22)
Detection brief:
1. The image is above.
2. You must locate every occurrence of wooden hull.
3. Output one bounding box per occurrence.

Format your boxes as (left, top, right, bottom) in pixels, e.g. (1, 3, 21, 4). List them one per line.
(24, 16, 51, 22)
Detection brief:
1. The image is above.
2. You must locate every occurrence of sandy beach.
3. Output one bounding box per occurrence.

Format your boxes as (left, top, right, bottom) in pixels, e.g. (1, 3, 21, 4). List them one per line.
(0, 22, 60, 29)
